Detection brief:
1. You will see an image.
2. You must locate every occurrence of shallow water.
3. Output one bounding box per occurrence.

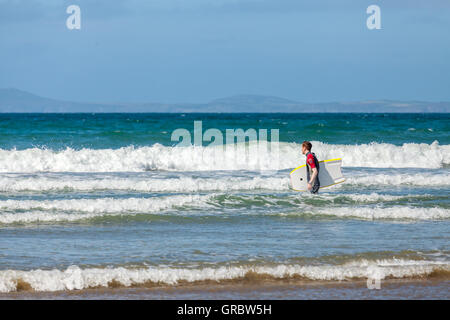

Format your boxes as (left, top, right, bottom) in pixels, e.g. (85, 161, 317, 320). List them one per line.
(0, 113, 448, 296)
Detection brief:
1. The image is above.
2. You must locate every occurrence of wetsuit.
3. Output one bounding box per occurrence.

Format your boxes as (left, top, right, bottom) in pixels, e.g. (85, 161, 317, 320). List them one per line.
(306, 151, 320, 194)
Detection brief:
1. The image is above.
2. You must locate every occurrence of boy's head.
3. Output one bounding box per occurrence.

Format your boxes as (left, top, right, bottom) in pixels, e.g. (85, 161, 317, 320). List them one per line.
(301, 141, 312, 155)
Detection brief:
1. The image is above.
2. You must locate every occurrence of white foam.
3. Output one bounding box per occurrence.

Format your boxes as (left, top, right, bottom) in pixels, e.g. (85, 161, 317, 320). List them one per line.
(0, 175, 289, 193)
(312, 140, 449, 169)
(0, 195, 213, 224)
(0, 170, 448, 194)
(221, 193, 428, 206)
(0, 141, 448, 172)
(313, 206, 450, 220)
(348, 173, 450, 187)
(0, 211, 119, 224)
(0, 259, 447, 292)
(312, 193, 424, 203)
(1, 196, 447, 224)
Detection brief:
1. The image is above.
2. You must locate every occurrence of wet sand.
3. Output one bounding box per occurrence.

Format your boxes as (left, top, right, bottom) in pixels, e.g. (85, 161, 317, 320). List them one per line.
(1, 278, 448, 300)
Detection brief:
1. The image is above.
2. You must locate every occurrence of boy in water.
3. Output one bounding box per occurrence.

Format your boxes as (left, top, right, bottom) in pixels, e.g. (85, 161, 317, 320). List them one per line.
(301, 141, 320, 194)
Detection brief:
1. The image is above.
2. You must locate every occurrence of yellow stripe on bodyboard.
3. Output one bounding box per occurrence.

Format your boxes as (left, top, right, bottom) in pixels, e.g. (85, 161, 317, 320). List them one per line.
(289, 158, 342, 175)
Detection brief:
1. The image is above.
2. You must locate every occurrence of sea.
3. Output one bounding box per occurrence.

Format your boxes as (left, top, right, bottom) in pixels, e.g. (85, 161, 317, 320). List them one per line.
(0, 113, 448, 299)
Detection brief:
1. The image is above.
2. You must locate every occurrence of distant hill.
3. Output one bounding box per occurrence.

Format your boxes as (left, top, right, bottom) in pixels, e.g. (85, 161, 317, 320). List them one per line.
(0, 88, 122, 112)
(205, 95, 302, 112)
(0, 88, 449, 113)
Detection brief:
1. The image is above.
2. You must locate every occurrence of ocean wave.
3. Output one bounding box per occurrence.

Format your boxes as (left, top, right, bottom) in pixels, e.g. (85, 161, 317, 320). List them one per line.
(214, 193, 442, 208)
(347, 173, 450, 187)
(0, 141, 448, 172)
(0, 170, 448, 194)
(0, 175, 289, 193)
(306, 206, 450, 221)
(0, 194, 448, 224)
(0, 195, 212, 213)
(0, 195, 213, 224)
(0, 259, 448, 293)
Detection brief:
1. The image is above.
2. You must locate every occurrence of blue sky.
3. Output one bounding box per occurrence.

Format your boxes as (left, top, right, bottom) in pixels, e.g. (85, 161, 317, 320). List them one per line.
(1, 0, 449, 103)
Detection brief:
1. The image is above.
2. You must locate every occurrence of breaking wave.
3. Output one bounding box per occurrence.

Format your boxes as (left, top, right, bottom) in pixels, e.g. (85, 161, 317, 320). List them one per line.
(0, 171, 449, 193)
(0, 175, 290, 193)
(301, 206, 450, 221)
(0, 195, 213, 224)
(0, 259, 448, 293)
(0, 194, 448, 224)
(0, 141, 448, 172)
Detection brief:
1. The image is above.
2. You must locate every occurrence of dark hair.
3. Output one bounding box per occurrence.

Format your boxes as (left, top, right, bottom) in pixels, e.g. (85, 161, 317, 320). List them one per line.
(302, 141, 312, 151)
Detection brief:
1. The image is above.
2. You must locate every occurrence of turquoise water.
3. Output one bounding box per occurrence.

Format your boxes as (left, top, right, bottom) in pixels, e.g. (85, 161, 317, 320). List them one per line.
(0, 113, 448, 150)
(0, 113, 449, 295)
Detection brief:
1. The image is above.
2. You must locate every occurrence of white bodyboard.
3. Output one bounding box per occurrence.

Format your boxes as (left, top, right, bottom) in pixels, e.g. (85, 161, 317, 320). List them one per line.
(290, 158, 346, 192)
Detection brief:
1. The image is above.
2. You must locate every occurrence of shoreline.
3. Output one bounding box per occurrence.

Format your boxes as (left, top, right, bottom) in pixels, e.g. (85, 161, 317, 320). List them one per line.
(1, 277, 449, 300)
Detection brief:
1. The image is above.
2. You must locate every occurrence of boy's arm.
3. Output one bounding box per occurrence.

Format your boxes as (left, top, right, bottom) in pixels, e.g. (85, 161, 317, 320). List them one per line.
(307, 168, 318, 190)
(309, 167, 318, 184)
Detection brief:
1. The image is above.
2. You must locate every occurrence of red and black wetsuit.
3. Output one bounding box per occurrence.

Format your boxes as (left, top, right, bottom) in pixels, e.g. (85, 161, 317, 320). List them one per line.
(306, 152, 320, 194)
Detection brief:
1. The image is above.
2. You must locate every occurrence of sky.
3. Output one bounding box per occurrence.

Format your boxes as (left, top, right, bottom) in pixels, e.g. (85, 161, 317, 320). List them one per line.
(0, 0, 449, 104)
